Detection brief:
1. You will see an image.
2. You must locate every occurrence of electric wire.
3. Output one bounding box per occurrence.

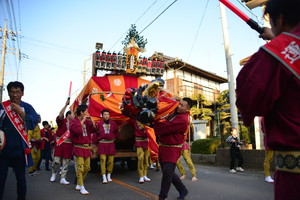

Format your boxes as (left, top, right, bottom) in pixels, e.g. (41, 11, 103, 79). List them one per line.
(187, 0, 210, 62)
(235, 0, 263, 24)
(139, 0, 177, 34)
(109, 0, 158, 52)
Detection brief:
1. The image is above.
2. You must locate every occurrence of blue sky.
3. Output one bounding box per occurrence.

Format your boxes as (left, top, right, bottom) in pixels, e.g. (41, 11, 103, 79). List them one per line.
(0, 0, 265, 125)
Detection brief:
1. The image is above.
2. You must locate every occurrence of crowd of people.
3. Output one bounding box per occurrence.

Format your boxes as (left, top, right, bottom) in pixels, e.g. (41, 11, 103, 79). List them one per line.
(1, 1, 299, 200)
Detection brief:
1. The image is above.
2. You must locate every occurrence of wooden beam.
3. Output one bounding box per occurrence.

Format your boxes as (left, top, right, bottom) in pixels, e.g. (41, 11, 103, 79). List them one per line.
(245, 0, 268, 9)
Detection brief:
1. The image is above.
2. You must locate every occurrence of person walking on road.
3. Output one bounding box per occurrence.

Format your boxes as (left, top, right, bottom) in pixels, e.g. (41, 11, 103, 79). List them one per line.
(93, 109, 119, 184)
(226, 128, 244, 173)
(236, 1, 300, 199)
(0, 81, 39, 200)
(154, 97, 193, 200)
(70, 105, 96, 195)
(50, 98, 75, 185)
(176, 141, 198, 182)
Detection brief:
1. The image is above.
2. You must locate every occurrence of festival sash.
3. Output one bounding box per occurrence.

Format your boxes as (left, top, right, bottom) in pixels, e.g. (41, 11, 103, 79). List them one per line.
(1, 100, 29, 147)
(56, 130, 70, 146)
(262, 32, 300, 79)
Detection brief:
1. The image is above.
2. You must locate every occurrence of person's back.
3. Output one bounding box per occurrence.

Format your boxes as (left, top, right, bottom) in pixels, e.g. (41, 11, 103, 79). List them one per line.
(236, 1, 300, 199)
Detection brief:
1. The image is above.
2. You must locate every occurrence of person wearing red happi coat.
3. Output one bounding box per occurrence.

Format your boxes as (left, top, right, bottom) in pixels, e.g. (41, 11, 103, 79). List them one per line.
(94, 109, 119, 184)
(154, 97, 193, 200)
(236, 1, 300, 199)
(50, 98, 75, 185)
(134, 120, 151, 183)
(70, 105, 96, 195)
(37, 121, 53, 171)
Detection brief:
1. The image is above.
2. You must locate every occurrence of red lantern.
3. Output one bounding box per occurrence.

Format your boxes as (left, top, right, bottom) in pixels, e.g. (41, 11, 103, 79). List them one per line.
(100, 51, 107, 69)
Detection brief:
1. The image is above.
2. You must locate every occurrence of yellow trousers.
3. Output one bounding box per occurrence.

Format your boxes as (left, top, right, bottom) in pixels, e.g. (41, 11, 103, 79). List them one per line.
(137, 147, 149, 177)
(100, 154, 114, 175)
(176, 149, 196, 177)
(76, 156, 90, 186)
(263, 150, 274, 177)
(29, 148, 40, 172)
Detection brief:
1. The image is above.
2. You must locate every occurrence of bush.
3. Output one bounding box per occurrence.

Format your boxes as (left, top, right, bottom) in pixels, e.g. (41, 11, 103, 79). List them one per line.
(191, 138, 221, 154)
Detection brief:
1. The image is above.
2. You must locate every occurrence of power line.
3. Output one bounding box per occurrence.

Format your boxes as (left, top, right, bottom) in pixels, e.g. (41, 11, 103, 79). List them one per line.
(140, 0, 178, 34)
(22, 36, 89, 54)
(109, 0, 158, 51)
(187, 0, 210, 62)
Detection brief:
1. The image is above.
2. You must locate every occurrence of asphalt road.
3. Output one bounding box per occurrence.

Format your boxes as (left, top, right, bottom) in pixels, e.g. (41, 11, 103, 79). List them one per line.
(2, 159, 274, 200)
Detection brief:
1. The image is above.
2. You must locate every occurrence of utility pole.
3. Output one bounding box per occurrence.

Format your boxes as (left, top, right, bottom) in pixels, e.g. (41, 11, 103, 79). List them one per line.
(219, 3, 240, 136)
(83, 55, 92, 84)
(0, 20, 8, 102)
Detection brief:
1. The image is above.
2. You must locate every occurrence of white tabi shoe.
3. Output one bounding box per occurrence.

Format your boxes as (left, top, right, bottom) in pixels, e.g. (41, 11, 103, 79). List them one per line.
(265, 176, 274, 183)
(139, 177, 144, 184)
(143, 176, 151, 182)
(50, 173, 56, 182)
(180, 175, 186, 180)
(60, 178, 70, 185)
(107, 173, 112, 182)
(229, 169, 236, 173)
(191, 177, 198, 182)
(75, 185, 81, 191)
(102, 174, 108, 184)
(80, 186, 89, 195)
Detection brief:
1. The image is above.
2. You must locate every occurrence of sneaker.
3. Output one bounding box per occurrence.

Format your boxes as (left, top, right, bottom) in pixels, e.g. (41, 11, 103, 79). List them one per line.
(236, 167, 244, 172)
(28, 171, 35, 176)
(180, 175, 186, 180)
(80, 186, 89, 195)
(60, 178, 70, 185)
(143, 176, 151, 182)
(50, 174, 56, 182)
(139, 177, 144, 184)
(34, 170, 40, 175)
(229, 169, 236, 173)
(265, 176, 274, 183)
(191, 177, 198, 182)
(75, 185, 81, 191)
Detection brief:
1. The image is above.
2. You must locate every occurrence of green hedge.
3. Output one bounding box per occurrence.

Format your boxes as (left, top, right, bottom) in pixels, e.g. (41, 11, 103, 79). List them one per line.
(191, 138, 221, 154)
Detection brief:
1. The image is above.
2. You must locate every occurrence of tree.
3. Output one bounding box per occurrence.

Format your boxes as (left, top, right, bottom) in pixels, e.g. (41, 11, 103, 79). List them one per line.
(216, 90, 251, 147)
(190, 94, 212, 120)
(122, 24, 148, 49)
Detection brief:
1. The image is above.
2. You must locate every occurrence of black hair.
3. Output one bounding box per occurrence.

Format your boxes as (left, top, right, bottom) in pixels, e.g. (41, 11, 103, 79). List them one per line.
(229, 127, 237, 132)
(264, 0, 300, 27)
(65, 110, 72, 118)
(76, 105, 88, 116)
(42, 121, 49, 126)
(182, 97, 193, 109)
(7, 81, 24, 93)
(101, 109, 110, 115)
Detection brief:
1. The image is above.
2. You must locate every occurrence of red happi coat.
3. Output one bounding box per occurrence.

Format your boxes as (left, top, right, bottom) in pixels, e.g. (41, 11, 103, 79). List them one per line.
(53, 116, 73, 159)
(40, 128, 53, 150)
(95, 119, 119, 155)
(70, 117, 95, 158)
(236, 24, 300, 151)
(154, 112, 190, 163)
(133, 120, 149, 150)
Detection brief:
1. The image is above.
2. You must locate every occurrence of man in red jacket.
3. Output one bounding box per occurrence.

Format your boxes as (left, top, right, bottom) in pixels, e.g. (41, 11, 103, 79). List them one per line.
(50, 98, 75, 185)
(154, 97, 193, 200)
(37, 121, 53, 171)
(236, 0, 300, 199)
(70, 105, 96, 195)
(94, 109, 119, 184)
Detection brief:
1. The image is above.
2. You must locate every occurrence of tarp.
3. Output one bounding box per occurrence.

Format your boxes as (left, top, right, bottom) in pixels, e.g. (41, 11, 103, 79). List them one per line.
(70, 75, 150, 123)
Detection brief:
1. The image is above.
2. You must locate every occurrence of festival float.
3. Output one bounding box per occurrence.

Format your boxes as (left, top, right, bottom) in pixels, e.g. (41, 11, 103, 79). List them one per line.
(70, 38, 178, 171)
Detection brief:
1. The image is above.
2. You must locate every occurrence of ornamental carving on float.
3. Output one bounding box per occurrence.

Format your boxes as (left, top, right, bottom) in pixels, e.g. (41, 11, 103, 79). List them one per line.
(124, 37, 146, 74)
